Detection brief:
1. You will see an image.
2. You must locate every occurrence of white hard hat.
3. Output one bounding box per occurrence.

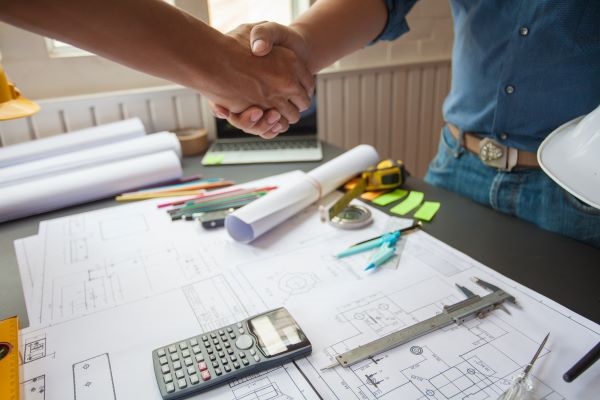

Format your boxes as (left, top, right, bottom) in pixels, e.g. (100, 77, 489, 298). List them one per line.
(538, 104, 600, 210)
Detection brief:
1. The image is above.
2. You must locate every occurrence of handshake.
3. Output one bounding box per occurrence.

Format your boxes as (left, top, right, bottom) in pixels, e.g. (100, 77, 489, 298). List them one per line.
(207, 22, 315, 140)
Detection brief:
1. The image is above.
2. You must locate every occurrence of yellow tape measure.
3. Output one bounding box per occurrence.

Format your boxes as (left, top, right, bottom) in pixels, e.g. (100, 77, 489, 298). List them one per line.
(0, 316, 19, 400)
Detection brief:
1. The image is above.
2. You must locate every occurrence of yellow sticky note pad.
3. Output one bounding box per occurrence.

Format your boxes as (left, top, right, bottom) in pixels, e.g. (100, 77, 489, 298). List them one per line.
(372, 189, 408, 206)
(414, 201, 441, 221)
(202, 154, 224, 165)
(390, 191, 424, 215)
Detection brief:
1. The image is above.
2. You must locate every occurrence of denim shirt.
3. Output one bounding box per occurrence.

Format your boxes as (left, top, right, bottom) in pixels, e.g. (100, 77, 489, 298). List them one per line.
(378, 0, 600, 152)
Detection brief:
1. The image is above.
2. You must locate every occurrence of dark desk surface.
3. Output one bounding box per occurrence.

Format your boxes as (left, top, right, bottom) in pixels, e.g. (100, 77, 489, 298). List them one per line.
(1, 142, 599, 328)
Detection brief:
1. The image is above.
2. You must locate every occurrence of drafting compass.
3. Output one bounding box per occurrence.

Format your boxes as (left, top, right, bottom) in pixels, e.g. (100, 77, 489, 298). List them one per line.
(322, 277, 518, 370)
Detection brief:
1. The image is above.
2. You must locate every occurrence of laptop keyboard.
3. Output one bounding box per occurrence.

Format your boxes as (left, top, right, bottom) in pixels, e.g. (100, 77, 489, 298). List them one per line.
(211, 139, 319, 152)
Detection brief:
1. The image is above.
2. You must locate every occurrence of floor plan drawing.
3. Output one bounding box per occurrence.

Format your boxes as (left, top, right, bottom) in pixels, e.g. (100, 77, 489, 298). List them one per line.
(21, 375, 45, 400)
(72, 353, 116, 400)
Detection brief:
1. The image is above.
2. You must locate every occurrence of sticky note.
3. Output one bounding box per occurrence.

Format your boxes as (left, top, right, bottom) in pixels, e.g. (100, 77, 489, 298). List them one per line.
(390, 191, 424, 215)
(202, 154, 224, 165)
(372, 189, 409, 206)
(413, 201, 441, 222)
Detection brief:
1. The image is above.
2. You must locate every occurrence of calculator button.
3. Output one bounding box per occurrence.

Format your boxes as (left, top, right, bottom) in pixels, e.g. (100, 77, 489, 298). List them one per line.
(216, 344, 222, 351)
(190, 338, 198, 346)
(201, 335, 208, 341)
(237, 322, 243, 328)
(165, 383, 175, 393)
(212, 361, 219, 368)
(161, 365, 170, 374)
(218, 330, 225, 336)
(168, 346, 177, 354)
(178, 378, 187, 389)
(172, 361, 182, 370)
(230, 355, 237, 361)
(184, 358, 193, 367)
(235, 335, 254, 350)
(227, 349, 234, 355)
(215, 368, 222, 376)
(218, 351, 225, 358)
(187, 366, 196, 375)
(224, 342, 231, 348)
(239, 352, 246, 358)
(229, 333, 236, 339)
(210, 333, 217, 339)
(159, 356, 168, 365)
(206, 348, 214, 354)
(238, 328, 245, 334)
(157, 349, 166, 357)
(222, 358, 229, 365)
(190, 374, 200, 385)
(253, 355, 261, 362)
(195, 354, 204, 362)
(242, 358, 249, 366)
(204, 341, 211, 348)
(227, 327, 233, 333)
(175, 370, 184, 379)
(213, 339, 219, 345)
(250, 349, 256, 356)
(163, 373, 173, 383)
(201, 370, 211, 381)
(209, 354, 216, 361)
(182, 349, 191, 358)
(179, 342, 188, 350)
(198, 361, 208, 371)
(170, 353, 180, 361)
(233, 362, 240, 369)
(224, 365, 232, 372)
(222, 336, 229, 342)
(192, 345, 202, 354)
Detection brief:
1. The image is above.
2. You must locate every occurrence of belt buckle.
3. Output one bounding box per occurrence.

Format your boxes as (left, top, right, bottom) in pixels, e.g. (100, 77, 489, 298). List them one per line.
(479, 138, 511, 170)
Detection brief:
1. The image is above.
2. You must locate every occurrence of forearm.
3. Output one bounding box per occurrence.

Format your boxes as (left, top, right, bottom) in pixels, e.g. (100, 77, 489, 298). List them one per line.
(0, 0, 231, 98)
(291, 0, 388, 73)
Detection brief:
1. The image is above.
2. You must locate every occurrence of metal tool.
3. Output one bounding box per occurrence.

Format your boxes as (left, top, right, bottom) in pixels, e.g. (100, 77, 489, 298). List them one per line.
(498, 333, 550, 400)
(327, 159, 406, 221)
(322, 277, 517, 370)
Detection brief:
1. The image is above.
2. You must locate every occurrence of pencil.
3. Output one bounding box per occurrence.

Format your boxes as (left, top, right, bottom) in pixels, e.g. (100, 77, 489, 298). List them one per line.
(563, 341, 600, 382)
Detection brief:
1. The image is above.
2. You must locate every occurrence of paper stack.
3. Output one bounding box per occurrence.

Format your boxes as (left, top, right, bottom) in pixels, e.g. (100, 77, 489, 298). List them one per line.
(0, 118, 182, 222)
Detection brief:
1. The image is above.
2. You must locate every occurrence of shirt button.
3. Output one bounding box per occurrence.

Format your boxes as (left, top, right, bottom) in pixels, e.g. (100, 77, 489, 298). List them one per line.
(519, 26, 529, 36)
(500, 133, 508, 140)
(505, 85, 515, 94)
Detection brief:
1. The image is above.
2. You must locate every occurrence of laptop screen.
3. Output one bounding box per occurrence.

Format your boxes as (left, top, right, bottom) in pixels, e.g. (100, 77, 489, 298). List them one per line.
(215, 97, 317, 139)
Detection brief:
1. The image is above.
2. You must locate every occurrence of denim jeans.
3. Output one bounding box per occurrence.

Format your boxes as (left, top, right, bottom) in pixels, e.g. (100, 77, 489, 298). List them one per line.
(424, 125, 600, 247)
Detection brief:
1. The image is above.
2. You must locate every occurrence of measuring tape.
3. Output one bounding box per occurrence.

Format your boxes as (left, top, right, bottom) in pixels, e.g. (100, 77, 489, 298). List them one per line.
(326, 159, 406, 222)
(0, 316, 19, 400)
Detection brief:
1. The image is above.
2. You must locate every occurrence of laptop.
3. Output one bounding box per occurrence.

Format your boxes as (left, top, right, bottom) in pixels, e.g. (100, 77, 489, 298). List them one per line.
(202, 98, 322, 165)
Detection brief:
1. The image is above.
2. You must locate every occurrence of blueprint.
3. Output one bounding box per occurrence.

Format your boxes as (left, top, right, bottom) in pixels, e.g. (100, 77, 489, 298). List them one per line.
(16, 188, 600, 400)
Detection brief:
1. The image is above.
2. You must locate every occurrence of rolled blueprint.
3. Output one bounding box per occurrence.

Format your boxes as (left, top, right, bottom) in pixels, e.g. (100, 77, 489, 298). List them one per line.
(0, 118, 145, 167)
(0, 132, 181, 187)
(226, 144, 380, 242)
(0, 151, 182, 223)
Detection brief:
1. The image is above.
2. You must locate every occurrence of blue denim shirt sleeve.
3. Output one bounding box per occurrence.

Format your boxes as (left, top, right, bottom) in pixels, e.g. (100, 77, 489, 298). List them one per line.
(373, 0, 419, 42)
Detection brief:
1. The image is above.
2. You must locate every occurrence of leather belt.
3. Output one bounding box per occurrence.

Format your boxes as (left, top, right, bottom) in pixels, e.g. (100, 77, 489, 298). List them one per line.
(447, 123, 539, 171)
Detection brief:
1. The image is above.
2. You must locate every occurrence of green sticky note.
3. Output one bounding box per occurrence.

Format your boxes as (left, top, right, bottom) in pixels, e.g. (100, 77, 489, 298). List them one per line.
(202, 154, 224, 165)
(390, 191, 424, 216)
(413, 201, 441, 222)
(372, 189, 408, 206)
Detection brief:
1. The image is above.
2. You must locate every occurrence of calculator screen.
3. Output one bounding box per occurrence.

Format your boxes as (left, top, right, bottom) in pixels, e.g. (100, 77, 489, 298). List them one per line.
(248, 308, 309, 357)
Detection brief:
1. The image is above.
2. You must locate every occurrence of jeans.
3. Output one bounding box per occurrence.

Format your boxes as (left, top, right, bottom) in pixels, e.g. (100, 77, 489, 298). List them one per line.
(424, 125, 600, 247)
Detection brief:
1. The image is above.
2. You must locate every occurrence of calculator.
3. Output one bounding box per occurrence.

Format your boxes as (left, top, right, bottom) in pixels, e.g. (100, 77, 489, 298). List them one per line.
(152, 307, 312, 399)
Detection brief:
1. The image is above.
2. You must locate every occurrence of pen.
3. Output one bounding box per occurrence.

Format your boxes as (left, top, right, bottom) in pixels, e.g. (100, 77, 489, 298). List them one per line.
(563, 341, 600, 382)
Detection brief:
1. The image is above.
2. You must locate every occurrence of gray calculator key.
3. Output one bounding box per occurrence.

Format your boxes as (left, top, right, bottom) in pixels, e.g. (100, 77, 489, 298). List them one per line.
(192, 345, 201, 354)
(250, 349, 256, 356)
(212, 361, 219, 368)
(222, 358, 228, 364)
(170, 353, 180, 361)
(157, 349, 166, 357)
(172, 361, 182, 370)
(209, 354, 216, 361)
(224, 342, 231, 348)
(242, 358, 249, 366)
(179, 342, 188, 350)
(207, 348, 213, 354)
(184, 357, 193, 366)
(195, 354, 204, 362)
(215, 368, 222, 376)
(187, 366, 196, 375)
(168, 345, 177, 354)
(190, 374, 200, 385)
(201, 335, 208, 341)
(233, 362, 240, 369)
(216, 345, 222, 351)
(159, 356, 168, 365)
(210, 333, 217, 339)
(182, 349, 191, 358)
(190, 338, 198, 346)
(175, 370, 184, 379)
(224, 365, 231, 372)
(238, 328, 245, 334)
(230, 355, 237, 361)
(161, 365, 170, 374)
(227, 327, 233, 333)
(164, 373, 173, 383)
(227, 348, 234, 355)
(229, 333, 236, 339)
(239, 352, 245, 358)
(178, 378, 187, 389)
(235, 335, 254, 350)
(253, 355, 261, 362)
(218, 330, 225, 336)
(218, 351, 225, 358)
(166, 383, 175, 393)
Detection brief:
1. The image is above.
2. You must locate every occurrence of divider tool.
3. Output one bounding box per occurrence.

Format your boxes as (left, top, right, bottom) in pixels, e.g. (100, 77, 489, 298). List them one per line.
(322, 278, 518, 370)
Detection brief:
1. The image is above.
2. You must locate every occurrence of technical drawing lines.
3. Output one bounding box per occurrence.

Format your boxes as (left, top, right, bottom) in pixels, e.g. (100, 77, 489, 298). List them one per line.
(21, 375, 46, 400)
(72, 353, 117, 400)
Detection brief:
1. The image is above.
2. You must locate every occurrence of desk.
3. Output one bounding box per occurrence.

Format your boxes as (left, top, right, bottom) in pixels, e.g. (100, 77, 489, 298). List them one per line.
(1, 141, 599, 328)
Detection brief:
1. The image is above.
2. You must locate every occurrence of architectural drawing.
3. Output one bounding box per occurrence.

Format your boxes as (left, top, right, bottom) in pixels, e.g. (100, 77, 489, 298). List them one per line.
(72, 354, 116, 400)
(21, 375, 45, 400)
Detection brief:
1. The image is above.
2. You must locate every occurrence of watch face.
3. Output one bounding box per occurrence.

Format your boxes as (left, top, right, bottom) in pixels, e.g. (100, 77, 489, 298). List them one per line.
(248, 309, 310, 357)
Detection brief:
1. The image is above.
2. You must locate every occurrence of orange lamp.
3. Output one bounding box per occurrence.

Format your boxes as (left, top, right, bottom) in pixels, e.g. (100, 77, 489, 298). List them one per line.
(0, 64, 40, 121)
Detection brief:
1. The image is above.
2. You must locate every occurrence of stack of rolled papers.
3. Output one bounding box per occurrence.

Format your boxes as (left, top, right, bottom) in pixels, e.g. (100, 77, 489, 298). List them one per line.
(225, 144, 380, 242)
(0, 118, 183, 222)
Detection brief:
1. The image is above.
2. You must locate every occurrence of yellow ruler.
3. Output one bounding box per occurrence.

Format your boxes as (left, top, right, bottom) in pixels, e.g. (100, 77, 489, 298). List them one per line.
(0, 316, 19, 400)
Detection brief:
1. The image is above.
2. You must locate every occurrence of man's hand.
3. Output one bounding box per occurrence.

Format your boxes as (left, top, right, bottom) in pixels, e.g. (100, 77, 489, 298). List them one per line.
(211, 22, 313, 139)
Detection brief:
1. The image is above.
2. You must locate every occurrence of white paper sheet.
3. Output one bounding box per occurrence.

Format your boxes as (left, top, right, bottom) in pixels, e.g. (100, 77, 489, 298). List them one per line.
(0, 151, 182, 222)
(15, 176, 600, 399)
(225, 144, 380, 242)
(0, 118, 145, 167)
(0, 132, 181, 187)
